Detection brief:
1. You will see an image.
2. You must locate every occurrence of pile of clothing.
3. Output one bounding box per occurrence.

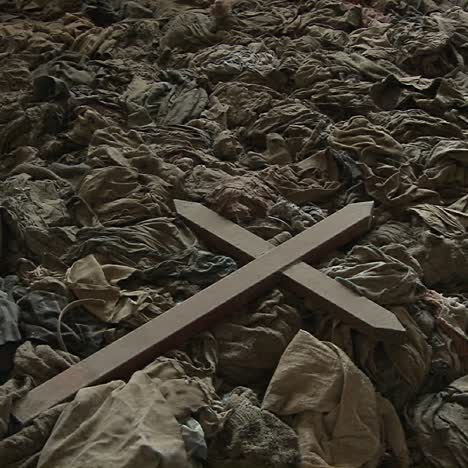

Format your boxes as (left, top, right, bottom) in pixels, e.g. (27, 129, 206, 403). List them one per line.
(0, 0, 467, 466)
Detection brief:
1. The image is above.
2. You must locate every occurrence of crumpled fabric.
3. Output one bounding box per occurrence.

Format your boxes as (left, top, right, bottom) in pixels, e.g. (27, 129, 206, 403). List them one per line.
(160, 10, 225, 52)
(208, 387, 300, 468)
(36, 356, 228, 468)
(368, 110, 463, 142)
(417, 139, 468, 192)
(209, 81, 283, 129)
(405, 375, 468, 468)
(260, 165, 341, 204)
(418, 291, 468, 387)
(181, 417, 207, 462)
(0, 341, 78, 440)
(362, 219, 468, 288)
(134, 248, 237, 289)
(0, 404, 65, 468)
(1, 0, 468, 466)
(190, 43, 280, 82)
(407, 201, 468, 238)
(246, 102, 331, 154)
(64, 218, 197, 268)
(32, 52, 95, 93)
(0, 275, 106, 368)
(322, 244, 426, 305)
(296, 78, 378, 120)
(86, 141, 185, 194)
(63, 219, 237, 304)
(262, 330, 410, 468)
(82, 0, 126, 26)
(0, 292, 21, 348)
(124, 72, 209, 126)
(38, 376, 190, 468)
(329, 116, 404, 167)
(207, 173, 278, 222)
(213, 289, 301, 384)
(76, 166, 172, 226)
(246, 200, 327, 240)
(17, 288, 107, 357)
(311, 304, 433, 410)
(65, 254, 145, 322)
(409, 231, 468, 287)
(0, 175, 71, 262)
(325, 114, 442, 207)
(183, 165, 233, 200)
(0, 278, 22, 378)
(2, 207, 76, 278)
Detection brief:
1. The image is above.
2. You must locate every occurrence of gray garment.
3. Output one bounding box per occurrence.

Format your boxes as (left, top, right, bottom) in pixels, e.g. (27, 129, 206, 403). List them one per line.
(406, 375, 468, 468)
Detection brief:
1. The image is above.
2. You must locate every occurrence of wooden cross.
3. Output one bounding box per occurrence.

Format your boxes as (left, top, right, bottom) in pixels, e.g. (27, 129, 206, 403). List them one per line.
(13, 200, 405, 424)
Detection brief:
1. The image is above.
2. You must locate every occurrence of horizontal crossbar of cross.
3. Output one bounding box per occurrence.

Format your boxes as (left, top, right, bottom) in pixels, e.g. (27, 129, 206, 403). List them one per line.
(13, 200, 405, 425)
(175, 200, 405, 338)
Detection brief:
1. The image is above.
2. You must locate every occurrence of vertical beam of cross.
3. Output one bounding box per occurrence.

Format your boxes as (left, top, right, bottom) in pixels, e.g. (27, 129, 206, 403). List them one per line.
(13, 201, 404, 425)
(175, 200, 405, 339)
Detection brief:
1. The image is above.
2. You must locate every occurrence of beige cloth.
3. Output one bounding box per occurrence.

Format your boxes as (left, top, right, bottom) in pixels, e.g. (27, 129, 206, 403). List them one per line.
(0, 342, 79, 465)
(66, 254, 150, 322)
(0, 405, 65, 468)
(37, 357, 227, 468)
(311, 305, 432, 409)
(262, 330, 410, 468)
(38, 376, 188, 468)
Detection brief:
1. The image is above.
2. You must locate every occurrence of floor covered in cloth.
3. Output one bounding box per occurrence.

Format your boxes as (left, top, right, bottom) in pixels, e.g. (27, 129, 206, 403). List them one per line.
(0, 0, 468, 467)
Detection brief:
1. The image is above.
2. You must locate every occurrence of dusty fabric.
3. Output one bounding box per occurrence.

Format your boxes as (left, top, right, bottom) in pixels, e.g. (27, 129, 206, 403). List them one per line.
(64, 218, 198, 268)
(213, 289, 301, 384)
(0, 275, 106, 374)
(208, 387, 300, 468)
(17, 288, 108, 357)
(0, 404, 65, 468)
(405, 375, 468, 468)
(322, 244, 426, 305)
(0, 175, 73, 269)
(0, 277, 24, 378)
(407, 203, 468, 238)
(76, 166, 172, 226)
(308, 304, 433, 409)
(36, 356, 227, 468)
(0, 290, 21, 348)
(37, 378, 189, 468)
(65, 254, 142, 322)
(246, 200, 327, 241)
(0, 0, 468, 467)
(260, 165, 341, 204)
(262, 330, 410, 468)
(207, 174, 278, 223)
(0, 341, 78, 440)
(418, 292, 468, 386)
(408, 231, 468, 288)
